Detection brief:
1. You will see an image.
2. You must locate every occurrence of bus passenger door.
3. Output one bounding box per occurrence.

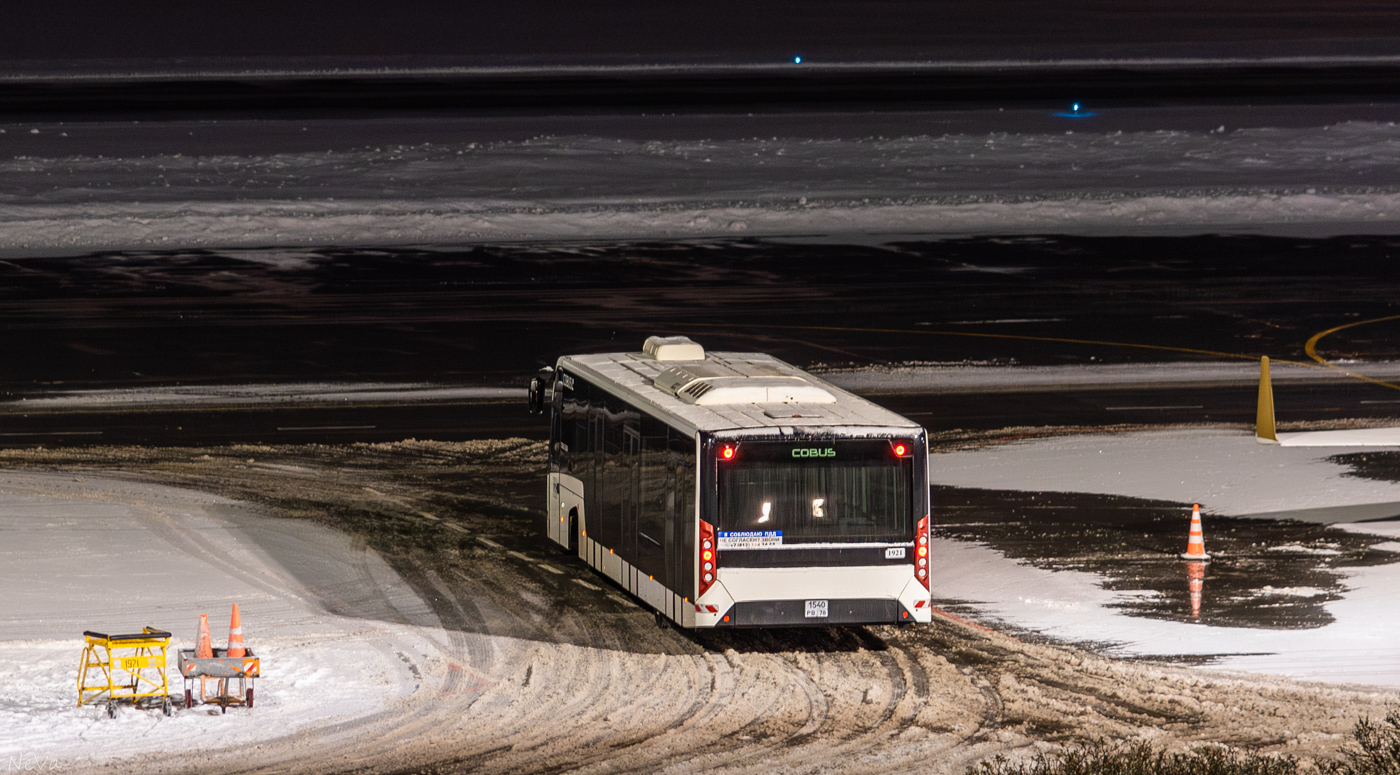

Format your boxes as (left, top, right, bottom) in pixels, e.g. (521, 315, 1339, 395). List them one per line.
(549, 473, 586, 553)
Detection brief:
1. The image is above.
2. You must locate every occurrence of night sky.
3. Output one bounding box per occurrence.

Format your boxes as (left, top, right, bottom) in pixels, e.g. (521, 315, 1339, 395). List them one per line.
(6, 1, 1400, 72)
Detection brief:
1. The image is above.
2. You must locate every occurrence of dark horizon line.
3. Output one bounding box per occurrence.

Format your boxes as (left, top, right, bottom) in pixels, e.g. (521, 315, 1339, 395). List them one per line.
(6, 63, 1400, 121)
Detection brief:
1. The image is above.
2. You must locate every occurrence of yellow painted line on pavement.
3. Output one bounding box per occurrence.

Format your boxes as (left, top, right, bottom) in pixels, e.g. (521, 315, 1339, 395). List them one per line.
(1304, 315, 1400, 392)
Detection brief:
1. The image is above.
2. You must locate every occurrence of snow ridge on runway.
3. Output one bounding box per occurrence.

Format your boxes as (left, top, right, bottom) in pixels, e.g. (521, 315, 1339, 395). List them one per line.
(6, 121, 1400, 252)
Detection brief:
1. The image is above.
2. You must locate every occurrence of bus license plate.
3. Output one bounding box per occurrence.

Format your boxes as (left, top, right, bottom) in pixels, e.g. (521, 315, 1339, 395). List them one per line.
(805, 600, 829, 618)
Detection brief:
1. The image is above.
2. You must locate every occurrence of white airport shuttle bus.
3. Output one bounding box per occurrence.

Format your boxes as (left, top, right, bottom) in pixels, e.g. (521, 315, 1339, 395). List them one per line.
(528, 336, 932, 628)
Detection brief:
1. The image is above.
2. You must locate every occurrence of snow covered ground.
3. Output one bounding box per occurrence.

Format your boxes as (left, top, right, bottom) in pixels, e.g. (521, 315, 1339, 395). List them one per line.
(5, 112, 1400, 253)
(2, 436, 1398, 773)
(931, 428, 1400, 520)
(930, 428, 1400, 685)
(7, 383, 521, 410)
(0, 472, 447, 771)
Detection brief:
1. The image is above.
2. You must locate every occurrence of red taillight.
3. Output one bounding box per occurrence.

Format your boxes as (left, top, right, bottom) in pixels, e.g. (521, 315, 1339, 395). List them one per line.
(720, 445, 736, 461)
(916, 515, 931, 591)
(699, 519, 718, 598)
(893, 443, 908, 457)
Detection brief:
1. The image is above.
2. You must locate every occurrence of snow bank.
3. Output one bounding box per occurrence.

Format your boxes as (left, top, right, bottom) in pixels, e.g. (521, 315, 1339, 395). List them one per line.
(0, 472, 444, 770)
(8, 382, 521, 410)
(0, 634, 416, 769)
(821, 359, 1400, 394)
(6, 121, 1400, 251)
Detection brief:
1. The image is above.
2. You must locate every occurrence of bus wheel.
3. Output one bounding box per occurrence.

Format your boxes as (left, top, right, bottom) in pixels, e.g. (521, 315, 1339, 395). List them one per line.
(655, 610, 670, 630)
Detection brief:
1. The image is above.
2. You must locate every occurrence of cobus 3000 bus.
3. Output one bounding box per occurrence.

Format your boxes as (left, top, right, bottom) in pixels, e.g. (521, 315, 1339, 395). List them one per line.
(528, 336, 931, 628)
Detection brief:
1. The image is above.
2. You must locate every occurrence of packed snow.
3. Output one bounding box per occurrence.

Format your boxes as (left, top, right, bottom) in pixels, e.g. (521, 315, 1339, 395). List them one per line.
(931, 536, 1400, 686)
(931, 428, 1400, 520)
(929, 428, 1400, 685)
(0, 472, 446, 770)
(6, 119, 1400, 252)
(1, 437, 1398, 773)
(1277, 427, 1400, 446)
(821, 359, 1400, 395)
(9, 383, 521, 410)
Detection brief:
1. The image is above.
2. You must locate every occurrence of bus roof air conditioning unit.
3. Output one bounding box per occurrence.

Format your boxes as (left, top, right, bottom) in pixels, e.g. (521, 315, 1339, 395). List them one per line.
(673, 377, 836, 406)
(642, 336, 705, 361)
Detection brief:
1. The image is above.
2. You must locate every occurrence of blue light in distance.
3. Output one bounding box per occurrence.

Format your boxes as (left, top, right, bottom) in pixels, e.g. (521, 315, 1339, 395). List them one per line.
(794, 55, 802, 64)
(1053, 102, 1097, 118)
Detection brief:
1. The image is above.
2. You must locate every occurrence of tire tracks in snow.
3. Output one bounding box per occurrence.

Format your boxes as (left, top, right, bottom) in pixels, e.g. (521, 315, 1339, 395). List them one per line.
(21, 444, 1395, 775)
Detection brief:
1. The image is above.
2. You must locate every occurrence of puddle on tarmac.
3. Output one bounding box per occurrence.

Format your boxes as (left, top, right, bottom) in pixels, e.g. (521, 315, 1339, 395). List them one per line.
(932, 485, 1400, 630)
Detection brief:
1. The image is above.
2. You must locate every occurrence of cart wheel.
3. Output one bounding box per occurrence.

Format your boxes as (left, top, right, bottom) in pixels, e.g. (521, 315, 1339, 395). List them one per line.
(246, 688, 254, 708)
(162, 699, 173, 717)
(184, 689, 193, 709)
(106, 701, 116, 719)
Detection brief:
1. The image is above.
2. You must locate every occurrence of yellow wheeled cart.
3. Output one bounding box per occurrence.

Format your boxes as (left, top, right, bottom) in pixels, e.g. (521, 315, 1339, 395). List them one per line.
(77, 628, 173, 718)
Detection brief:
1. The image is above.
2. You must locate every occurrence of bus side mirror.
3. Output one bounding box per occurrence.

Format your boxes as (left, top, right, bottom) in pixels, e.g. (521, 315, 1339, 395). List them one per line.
(527, 377, 545, 414)
(528, 367, 554, 414)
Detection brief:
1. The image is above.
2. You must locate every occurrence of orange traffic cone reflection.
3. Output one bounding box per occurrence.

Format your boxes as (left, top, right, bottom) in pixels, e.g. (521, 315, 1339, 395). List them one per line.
(1186, 561, 1207, 619)
(227, 604, 246, 658)
(1180, 504, 1212, 561)
(196, 613, 213, 658)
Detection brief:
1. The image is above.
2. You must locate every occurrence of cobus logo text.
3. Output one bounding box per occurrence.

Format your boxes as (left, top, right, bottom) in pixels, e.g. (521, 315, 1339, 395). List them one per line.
(791, 448, 836, 458)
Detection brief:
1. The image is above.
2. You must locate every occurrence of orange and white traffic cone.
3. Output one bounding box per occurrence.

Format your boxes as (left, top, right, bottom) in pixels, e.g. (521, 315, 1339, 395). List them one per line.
(227, 604, 246, 658)
(1180, 504, 1211, 562)
(196, 613, 213, 658)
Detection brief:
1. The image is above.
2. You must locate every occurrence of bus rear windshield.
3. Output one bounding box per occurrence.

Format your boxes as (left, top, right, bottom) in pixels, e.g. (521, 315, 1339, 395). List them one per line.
(717, 440, 913, 544)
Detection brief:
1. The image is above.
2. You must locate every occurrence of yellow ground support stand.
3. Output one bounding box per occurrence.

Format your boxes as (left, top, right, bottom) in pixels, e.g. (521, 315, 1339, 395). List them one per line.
(78, 628, 173, 718)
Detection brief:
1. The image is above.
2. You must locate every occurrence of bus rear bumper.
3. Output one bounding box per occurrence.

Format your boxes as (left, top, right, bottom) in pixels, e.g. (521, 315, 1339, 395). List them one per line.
(694, 565, 931, 627)
(721, 598, 907, 626)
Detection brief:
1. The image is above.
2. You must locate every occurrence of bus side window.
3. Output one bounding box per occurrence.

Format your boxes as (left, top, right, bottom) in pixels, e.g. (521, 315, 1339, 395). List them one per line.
(633, 414, 669, 580)
(668, 428, 697, 594)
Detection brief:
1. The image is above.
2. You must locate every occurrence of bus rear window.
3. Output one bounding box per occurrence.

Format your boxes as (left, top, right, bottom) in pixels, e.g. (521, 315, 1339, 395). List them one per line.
(717, 440, 913, 544)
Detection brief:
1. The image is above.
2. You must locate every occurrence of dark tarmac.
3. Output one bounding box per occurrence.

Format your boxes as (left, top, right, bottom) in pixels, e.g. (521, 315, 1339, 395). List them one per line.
(5, 234, 1400, 447)
(6, 234, 1400, 389)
